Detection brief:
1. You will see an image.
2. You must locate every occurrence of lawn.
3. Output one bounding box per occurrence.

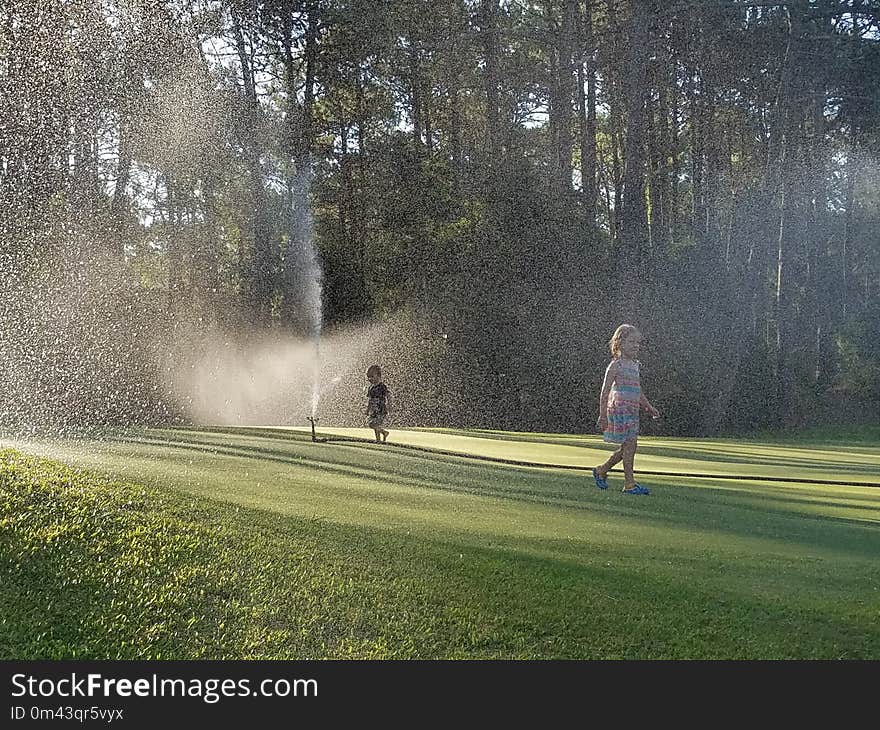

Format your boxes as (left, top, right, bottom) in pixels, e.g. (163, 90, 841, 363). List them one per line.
(1, 426, 878, 659)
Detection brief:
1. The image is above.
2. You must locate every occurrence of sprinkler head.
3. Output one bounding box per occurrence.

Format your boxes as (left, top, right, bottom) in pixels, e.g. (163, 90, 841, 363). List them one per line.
(306, 416, 318, 441)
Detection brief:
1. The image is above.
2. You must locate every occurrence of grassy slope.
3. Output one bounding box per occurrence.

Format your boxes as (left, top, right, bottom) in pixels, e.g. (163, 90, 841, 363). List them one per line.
(1, 427, 879, 659)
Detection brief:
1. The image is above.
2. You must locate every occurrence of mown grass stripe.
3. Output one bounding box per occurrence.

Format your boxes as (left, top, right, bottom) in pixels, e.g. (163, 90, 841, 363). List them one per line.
(311, 432, 880, 488)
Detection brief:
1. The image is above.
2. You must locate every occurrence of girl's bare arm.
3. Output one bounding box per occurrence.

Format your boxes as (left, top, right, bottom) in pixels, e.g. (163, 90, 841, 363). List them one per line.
(639, 392, 659, 416)
(596, 361, 618, 425)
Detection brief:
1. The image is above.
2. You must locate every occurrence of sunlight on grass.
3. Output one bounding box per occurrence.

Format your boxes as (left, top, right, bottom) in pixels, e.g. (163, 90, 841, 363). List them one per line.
(3, 426, 879, 547)
(2, 426, 880, 658)
(276, 425, 880, 482)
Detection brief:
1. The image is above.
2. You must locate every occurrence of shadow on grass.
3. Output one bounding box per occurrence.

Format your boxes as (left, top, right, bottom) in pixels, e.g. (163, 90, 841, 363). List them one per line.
(257, 425, 880, 479)
(418, 427, 880, 470)
(179, 425, 880, 479)
(78, 428, 880, 564)
(634, 444, 880, 474)
(3, 446, 880, 659)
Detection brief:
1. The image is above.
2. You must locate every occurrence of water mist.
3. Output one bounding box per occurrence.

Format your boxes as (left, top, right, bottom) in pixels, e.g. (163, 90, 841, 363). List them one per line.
(288, 160, 324, 422)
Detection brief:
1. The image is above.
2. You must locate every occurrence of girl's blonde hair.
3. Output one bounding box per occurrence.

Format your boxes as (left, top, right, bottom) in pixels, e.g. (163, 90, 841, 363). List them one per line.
(609, 324, 640, 358)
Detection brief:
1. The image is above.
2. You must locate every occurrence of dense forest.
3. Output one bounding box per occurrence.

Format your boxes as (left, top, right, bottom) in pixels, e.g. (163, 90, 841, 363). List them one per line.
(1, 0, 878, 434)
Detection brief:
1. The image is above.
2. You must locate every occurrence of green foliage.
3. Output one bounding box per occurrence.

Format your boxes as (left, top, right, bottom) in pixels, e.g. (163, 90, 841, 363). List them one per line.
(835, 302, 880, 400)
(2, 0, 879, 436)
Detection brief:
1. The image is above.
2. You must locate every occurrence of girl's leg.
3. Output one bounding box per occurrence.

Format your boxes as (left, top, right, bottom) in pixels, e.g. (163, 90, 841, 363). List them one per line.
(597, 445, 624, 477)
(621, 438, 638, 489)
(381, 429, 389, 442)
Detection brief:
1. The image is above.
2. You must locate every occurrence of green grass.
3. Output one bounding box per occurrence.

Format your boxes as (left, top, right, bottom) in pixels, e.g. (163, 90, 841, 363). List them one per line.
(1, 426, 879, 659)
(288, 424, 880, 483)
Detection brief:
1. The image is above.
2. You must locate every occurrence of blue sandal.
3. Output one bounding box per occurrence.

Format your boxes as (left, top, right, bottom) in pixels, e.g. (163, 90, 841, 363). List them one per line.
(592, 468, 609, 490)
(622, 484, 651, 495)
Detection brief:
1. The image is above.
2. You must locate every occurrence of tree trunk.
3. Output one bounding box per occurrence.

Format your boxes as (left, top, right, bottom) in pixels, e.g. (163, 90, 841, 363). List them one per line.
(410, 44, 423, 149)
(610, 89, 623, 245)
(479, 0, 502, 164)
(232, 9, 271, 325)
(668, 65, 680, 249)
(577, 0, 597, 223)
(424, 79, 433, 154)
(774, 9, 807, 427)
(300, 0, 318, 166)
(550, 0, 576, 193)
(449, 0, 467, 194)
(356, 66, 369, 273)
(656, 73, 673, 254)
(619, 0, 650, 267)
(808, 53, 832, 390)
(842, 125, 857, 323)
(450, 73, 463, 193)
(688, 73, 705, 245)
(111, 123, 132, 259)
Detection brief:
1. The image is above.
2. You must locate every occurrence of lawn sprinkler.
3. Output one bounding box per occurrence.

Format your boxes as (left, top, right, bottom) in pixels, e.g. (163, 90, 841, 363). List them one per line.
(307, 416, 318, 442)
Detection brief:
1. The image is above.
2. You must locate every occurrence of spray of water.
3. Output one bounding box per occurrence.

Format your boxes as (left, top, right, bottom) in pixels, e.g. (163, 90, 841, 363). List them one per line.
(0, 3, 458, 439)
(160, 319, 389, 426)
(287, 160, 324, 420)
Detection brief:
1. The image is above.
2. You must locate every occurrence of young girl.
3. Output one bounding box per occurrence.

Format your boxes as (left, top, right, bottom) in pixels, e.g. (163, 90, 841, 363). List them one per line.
(592, 324, 659, 495)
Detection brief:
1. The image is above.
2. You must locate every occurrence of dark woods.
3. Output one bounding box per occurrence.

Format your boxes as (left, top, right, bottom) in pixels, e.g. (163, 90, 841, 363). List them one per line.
(1, 0, 878, 434)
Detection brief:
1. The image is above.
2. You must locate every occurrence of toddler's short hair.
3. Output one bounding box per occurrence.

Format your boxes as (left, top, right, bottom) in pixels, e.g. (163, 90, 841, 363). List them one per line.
(367, 364, 382, 378)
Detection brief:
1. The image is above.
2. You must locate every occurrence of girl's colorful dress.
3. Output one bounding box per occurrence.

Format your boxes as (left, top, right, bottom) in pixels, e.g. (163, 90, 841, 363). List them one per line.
(603, 358, 640, 444)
